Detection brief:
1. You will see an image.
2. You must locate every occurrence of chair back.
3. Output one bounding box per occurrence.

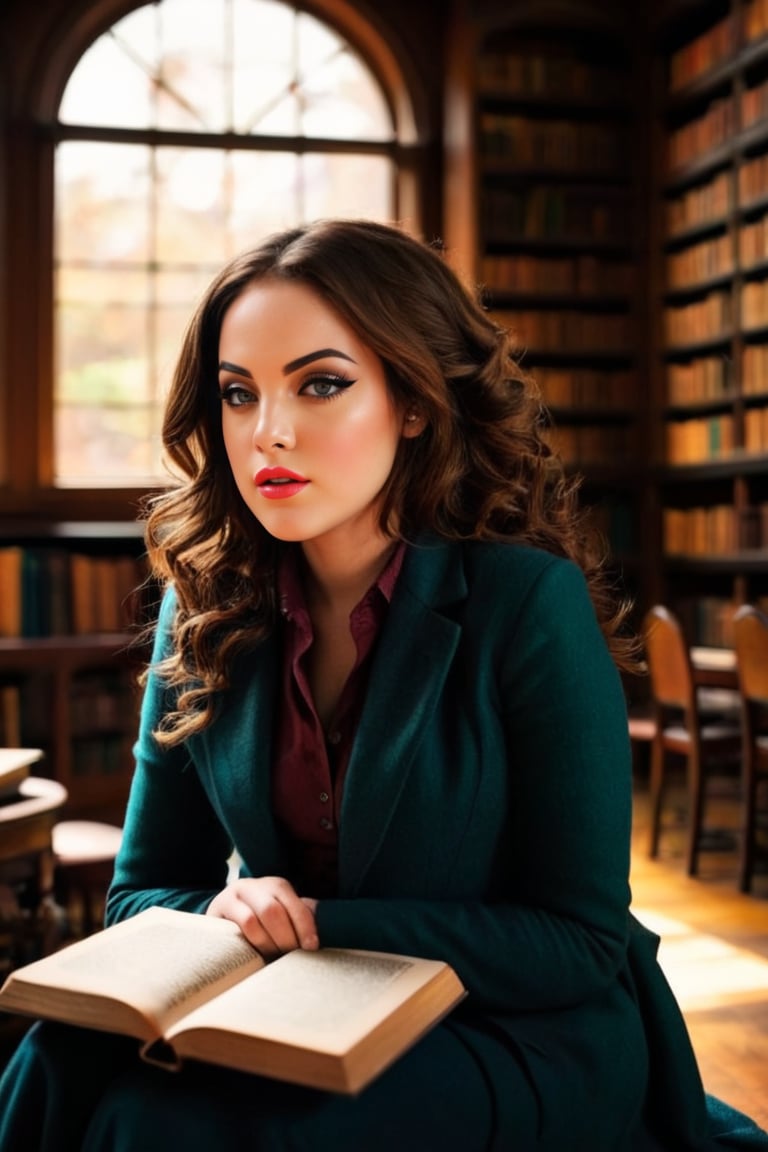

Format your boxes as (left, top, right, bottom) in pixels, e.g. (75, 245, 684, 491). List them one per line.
(643, 605, 695, 714)
(732, 604, 768, 708)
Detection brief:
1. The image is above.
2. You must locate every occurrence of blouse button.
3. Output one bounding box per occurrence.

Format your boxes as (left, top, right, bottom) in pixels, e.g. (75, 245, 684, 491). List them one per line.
(319, 817, 333, 831)
(319, 791, 329, 803)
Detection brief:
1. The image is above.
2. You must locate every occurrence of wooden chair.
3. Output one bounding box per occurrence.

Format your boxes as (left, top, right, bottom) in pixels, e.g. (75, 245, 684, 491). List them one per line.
(732, 604, 768, 893)
(643, 605, 742, 876)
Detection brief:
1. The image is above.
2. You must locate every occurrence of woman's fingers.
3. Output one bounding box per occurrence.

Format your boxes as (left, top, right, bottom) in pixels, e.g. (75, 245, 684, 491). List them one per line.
(206, 876, 319, 957)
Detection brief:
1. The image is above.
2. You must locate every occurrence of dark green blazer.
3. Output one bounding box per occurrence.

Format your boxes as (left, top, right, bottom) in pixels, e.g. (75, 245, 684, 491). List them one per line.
(107, 538, 761, 1151)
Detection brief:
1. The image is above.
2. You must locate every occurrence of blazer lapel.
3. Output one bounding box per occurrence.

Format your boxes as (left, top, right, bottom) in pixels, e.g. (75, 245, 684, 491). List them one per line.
(339, 540, 466, 895)
(190, 631, 285, 875)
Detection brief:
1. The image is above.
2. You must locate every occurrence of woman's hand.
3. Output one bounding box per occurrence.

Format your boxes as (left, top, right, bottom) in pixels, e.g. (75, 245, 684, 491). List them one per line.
(206, 876, 319, 958)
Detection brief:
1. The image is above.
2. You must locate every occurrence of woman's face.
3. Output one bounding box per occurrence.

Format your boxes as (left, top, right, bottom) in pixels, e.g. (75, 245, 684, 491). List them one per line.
(218, 277, 419, 555)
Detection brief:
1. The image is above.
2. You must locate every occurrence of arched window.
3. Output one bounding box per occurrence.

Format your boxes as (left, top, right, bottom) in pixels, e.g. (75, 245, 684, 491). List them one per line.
(52, 0, 415, 486)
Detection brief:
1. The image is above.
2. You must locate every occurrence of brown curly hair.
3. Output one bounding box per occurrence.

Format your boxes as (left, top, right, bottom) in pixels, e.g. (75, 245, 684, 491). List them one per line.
(144, 218, 637, 745)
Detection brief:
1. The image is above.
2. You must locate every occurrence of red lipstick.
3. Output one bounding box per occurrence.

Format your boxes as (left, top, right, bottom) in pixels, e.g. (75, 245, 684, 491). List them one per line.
(254, 467, 309, 500)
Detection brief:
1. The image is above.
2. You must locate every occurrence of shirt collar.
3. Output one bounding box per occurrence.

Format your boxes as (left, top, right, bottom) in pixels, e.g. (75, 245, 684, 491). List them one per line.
(278, 541, 406, 621)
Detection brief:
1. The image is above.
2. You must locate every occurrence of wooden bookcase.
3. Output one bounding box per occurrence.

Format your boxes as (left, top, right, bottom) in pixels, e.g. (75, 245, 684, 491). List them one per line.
(650, 0, 768, 645)
(444, 2, 646, 609)
(0, 521, 153, 824)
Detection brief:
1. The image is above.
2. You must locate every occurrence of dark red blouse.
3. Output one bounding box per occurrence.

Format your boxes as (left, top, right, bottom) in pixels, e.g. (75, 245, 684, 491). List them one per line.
(271, 543, 405, 897)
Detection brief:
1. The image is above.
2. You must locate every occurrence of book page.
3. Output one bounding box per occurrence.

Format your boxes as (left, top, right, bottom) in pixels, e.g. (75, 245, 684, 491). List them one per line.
(169, 948, 451, 1054)
(0, 907, 265, 1036)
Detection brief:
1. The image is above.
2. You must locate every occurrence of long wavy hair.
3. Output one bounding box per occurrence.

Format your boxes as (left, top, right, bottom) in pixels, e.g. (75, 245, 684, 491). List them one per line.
(144, 218, 637, 745)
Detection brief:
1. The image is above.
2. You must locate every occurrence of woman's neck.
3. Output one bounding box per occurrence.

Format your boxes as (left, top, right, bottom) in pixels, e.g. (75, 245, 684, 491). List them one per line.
(300, 534, 397, 618)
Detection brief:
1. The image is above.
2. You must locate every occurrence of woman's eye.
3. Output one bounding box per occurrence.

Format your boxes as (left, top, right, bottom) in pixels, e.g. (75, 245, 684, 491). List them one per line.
(220, 384, 255, 407)
(301, 374, 354, 400)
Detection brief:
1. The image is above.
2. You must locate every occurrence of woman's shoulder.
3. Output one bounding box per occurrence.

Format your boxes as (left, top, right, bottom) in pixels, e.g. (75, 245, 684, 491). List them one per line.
(405, 535, 588, 613)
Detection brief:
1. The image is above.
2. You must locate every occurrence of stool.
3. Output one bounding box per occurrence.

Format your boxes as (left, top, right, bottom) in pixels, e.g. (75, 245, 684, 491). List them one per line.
(52, 820, 123, 938)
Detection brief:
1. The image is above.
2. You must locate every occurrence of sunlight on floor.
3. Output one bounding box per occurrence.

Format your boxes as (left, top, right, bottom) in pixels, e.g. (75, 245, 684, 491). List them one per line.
(633, 907, 768, 1011)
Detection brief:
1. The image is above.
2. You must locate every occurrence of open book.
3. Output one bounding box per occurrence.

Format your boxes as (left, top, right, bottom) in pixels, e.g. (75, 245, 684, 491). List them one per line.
(0, 906, 466, 1094)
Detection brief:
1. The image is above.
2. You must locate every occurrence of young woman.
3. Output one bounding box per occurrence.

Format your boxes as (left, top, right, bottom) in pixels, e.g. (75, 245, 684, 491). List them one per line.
(1, 219, 765, 1151)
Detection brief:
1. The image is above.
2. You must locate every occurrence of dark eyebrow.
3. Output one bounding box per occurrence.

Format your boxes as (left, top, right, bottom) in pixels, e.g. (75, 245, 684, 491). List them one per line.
(282, 348, 355, 374)
(218, 348, 356, 380)
(219, 361, 253, 378)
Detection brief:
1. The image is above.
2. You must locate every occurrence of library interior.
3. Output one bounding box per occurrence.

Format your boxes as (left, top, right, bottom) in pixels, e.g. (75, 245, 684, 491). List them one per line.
(0, 0, 767, 1133)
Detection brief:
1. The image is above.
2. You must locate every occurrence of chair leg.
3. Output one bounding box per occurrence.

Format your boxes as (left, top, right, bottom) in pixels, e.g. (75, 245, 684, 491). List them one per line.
(648, 739, 664, 859)
(686, 749, 704, 877)
(739, 751, 756, 894)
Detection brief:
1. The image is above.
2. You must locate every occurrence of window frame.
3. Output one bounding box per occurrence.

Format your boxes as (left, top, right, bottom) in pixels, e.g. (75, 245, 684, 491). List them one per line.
(0, 0, 429, 521)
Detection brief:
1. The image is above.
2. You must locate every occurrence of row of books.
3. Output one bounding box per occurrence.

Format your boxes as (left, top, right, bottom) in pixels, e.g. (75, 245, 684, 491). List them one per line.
(666, 157, 768, 238)
(744, 405, 768, 453)
(666, 233, 733, 289)
(477, 51, 623, 101)
(664, 408, 768, 459)
(481, 187, 628, 245)
(666, 413, 735, 463)
(746, 0, 768, 43)
(668, 13, 736, 91)
(741, 77, 768, 131)
(5, 669, 137, 766)
(674, 596, 741, 649)
(668, 5, 768, 93)
(741, 280, 768, 328)
(493, 309, 632, 351)
(480, 255, 632, 296)
(664, 292, 731, 346)
(69, 671, 135, 734)
(536, 368, 635, 409)
(739, 217, 768, 268)
(740, 153, 768, 207)
(69, 735, 132, 779)
(0, 546, 146, 638)
(667, 357, 731, 405)
(544, 423, 634, 466)
(479, 115, 624, 173)
(662, 503, 768, 554)
(667, 357, 768, 407)
(666, 171, 731, 236)
(667, 98, 735, 172)
(666, 221, 768, 287)
(743, 344, 768, 393)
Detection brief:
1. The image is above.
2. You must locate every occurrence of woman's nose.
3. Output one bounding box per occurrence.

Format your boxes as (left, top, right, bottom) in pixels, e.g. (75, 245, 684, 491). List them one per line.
(253, 399, 296, 451)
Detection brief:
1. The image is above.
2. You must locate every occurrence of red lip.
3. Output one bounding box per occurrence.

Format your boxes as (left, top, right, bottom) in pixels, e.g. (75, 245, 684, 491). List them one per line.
(255, 467, 307, 485)
(254, 467, 309, 500)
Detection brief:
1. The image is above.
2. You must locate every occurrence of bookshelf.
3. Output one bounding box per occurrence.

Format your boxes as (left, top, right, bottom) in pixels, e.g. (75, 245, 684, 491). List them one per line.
(0, 522, 153, 824)
(652, 0, 768, 645)
(444, 2, 645, 604)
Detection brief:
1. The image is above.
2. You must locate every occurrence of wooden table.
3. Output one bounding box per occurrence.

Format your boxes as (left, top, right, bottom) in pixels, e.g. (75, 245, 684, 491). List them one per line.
(0, 747, 44, 801)
(0, 771, 68, 963)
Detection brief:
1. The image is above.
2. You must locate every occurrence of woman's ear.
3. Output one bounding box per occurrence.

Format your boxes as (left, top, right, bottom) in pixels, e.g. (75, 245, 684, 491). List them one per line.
(402, 411, 426, 438)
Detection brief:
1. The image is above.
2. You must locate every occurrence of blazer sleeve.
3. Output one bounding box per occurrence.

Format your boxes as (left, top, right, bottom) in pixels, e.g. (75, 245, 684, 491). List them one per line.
(105, 588, 233, 925)
(316, 555, 635, 1015)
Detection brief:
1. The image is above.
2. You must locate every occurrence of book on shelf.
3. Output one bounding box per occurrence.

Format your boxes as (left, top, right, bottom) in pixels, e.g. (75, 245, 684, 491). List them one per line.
(0, 906, 466, 1095)
(0, 546, 23, 638)
(0, 684, 21, 747)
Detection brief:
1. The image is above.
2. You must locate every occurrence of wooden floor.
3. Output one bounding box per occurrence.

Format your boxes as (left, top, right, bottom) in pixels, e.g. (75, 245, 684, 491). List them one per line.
(630, 778, 768, 1131)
